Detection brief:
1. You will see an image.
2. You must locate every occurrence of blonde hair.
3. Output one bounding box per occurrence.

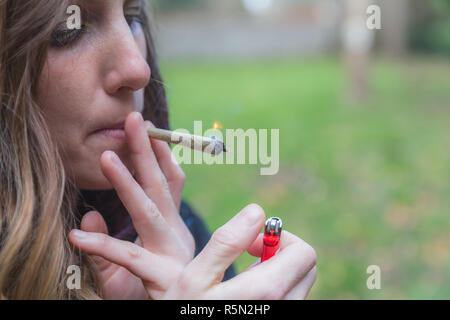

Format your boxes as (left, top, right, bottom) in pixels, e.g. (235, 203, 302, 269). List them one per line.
(0, 0, 168, 299)
(0, 0, 100, 299)
(0, 0, 169, 299)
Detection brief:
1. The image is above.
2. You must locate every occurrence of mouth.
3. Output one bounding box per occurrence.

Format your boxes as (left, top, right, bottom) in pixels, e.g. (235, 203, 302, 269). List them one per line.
(92, 120, 126, 140)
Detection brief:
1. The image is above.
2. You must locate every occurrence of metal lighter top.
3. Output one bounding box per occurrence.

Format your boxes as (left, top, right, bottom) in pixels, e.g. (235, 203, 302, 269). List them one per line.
(264, 217, 282, 237)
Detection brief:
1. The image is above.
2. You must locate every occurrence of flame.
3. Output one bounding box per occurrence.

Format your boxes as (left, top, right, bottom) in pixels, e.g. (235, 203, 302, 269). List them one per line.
(213, 121, 223, 130)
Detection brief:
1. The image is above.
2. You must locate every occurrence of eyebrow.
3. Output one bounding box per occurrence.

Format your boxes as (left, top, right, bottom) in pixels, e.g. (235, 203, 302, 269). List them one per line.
(126, 0, 143, 12)
(72, 0, 144, 22)
(75, 0, 142, 10)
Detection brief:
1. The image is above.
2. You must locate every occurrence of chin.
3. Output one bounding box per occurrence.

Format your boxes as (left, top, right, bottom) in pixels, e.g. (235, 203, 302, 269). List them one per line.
(72, 156, 133, 191)
(75, 177, 115, 191)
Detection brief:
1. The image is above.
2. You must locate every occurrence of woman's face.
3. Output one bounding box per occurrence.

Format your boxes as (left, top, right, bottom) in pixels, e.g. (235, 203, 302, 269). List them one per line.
(37, 0, 151, 190)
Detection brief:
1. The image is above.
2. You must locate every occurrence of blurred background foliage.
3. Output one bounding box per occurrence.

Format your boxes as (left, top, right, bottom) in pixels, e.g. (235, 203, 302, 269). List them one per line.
(151, 0, 206, 11)
(147, 0, 450, 299)
(411, 0, 450, 56)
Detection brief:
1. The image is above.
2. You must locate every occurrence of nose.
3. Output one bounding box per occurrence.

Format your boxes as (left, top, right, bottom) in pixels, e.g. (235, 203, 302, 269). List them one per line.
(103, 19, 151, 95)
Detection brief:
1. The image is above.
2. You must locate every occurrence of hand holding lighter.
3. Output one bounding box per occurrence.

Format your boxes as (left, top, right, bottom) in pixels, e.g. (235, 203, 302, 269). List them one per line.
(261, 217, 282, 262)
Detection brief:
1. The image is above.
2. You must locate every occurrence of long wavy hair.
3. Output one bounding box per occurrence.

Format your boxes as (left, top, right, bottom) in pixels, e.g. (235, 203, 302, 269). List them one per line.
(0, 0, 169, 299)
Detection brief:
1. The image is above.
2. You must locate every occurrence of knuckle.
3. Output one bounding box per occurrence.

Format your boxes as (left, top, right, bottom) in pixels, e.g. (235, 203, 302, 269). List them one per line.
(127, 243, 143, 259)
(179, 235, 195, 262)
(271, 272, 292, 299)
(176, 270, 195, 293)
(145, 172, 167, 194)
(161, 178, 172, 196)
(180, 249, 193, 264)
(175, 168, 186, 185)
(260, 288, 284, 300)
(211, 226, 243, 255)
(292, 242, 317, 270)
(144, 198, 160, 219)
(129, 147, 142, 158)
(303, 243, 317, 268)
(152, 171, 171, 196)
(95, 233, 110, 251)
(157, 171, 168, 187)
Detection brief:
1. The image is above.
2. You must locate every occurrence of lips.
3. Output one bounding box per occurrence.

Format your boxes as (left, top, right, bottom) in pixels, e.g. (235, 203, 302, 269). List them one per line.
(104, 120, 125, 130)
(92, 120, 126, 140)
(93, 119, 125, 132)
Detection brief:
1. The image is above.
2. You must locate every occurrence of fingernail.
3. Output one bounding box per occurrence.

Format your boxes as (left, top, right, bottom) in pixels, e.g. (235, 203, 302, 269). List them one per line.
(72, 229, 87, 239)
(144, 120, 155, 129)
(133, 111, 143, 122)
(138, 113, 145, 128)
(243, 205, 263, 225)
(108, 151, 122, 167)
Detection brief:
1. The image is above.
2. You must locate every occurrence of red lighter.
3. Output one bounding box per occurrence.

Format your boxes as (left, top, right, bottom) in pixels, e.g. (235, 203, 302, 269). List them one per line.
(261, 217, 282, 262)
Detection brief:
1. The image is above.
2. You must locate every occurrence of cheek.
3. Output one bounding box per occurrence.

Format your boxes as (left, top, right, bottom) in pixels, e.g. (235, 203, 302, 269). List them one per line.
(37, 51, 104, 186)
(38, 56, 72, 146)
(36, 27, 148, 190)
(38, 51, 93, 136)
(38, 44, 103, 145)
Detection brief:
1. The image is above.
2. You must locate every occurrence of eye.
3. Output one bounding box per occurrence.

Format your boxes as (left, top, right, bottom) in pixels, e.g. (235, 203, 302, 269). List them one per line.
(50, 26, 87, 48)
(125, 15, 145, 34)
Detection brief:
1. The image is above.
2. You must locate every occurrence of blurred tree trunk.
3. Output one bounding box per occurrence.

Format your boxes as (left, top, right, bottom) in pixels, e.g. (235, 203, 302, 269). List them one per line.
(379, 0, 410, 56)
(342, 0, 374, 103)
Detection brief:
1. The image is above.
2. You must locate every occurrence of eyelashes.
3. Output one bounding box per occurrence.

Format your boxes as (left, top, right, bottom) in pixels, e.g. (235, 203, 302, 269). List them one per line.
(50, 26, 87, 48)
(50, 15, 146, 48)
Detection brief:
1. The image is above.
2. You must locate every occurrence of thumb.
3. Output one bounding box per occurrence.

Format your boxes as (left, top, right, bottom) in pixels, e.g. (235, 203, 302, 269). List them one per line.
(187, 204, 265, 287)
(247, 233, 264, 258)
(81, 210, 108, 234)
(79, 211, 111, 272)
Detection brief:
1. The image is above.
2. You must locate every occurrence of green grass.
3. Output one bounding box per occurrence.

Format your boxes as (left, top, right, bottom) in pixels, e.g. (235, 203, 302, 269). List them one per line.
(160, 56, 450, 299)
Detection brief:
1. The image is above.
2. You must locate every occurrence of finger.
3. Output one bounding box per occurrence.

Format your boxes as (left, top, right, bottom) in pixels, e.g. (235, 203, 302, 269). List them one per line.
(245, 258, 261, 272)
(284, 266, 317, 300)
(79, 212, 128, 287)
(135, 236, 142, 246)
(69, 229, 182, 290)
(125, 112, 165, 197)
(81, 210, 108, 234)
(247, 233, 264, 257)
(183, 204, 265, 288)
(79, 211, 112, 272)
(125, 112, 189, 239)
(215, 231, 317, 300)
(100, 150, 184, 254)
(145, 120, 185, 211)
